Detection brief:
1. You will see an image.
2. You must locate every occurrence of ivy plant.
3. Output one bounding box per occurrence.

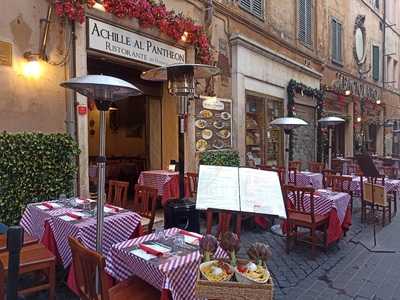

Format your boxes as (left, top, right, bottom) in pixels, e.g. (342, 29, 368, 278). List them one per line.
(200, 150, 240, 167)
(0, 132, 80, 225)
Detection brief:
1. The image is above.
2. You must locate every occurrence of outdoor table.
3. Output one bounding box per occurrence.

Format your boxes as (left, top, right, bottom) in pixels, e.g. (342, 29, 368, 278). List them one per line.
(106, 227, 226, 300)
(20, 200, 142, 267)
(349, 176, 400, 194)
(286, 190, 351, 245)
(294, 171, 323, 189)
(138, 170, 190, 205)
(335, 157, 352, 174)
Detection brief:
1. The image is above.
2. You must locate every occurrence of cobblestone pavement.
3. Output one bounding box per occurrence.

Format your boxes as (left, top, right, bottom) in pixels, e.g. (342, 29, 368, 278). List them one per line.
(27, 199, 400, 300)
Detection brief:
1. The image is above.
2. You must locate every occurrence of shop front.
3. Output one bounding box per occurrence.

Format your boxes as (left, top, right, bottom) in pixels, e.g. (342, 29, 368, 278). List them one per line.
(230, 34, 322, 167)
(73, 10, 198, 195)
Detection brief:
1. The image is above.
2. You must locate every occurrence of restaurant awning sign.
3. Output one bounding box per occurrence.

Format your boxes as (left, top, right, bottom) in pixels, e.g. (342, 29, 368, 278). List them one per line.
(87, 18, 186, 67)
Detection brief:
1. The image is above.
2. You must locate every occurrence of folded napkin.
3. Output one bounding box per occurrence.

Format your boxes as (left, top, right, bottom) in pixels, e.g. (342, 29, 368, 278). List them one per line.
(65, 212, 82, 220)
(138, 243, 170, 256)
(179, 230, 202, 245)
(105, 204, 122, 212)
(179, 229, 202, 239)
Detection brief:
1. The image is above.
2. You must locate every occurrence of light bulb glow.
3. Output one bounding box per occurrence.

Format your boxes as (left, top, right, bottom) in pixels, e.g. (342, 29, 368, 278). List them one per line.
(344, 90, 351, 96)
(23, 60, 41, 78)
(357, 117, 362, 122)
(376, 99, 381, 105)
(181, 31, 189, 42)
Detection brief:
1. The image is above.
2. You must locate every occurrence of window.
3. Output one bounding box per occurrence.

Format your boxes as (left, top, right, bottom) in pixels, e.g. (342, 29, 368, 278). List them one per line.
(393, 59, 399, 89)
(372, 45, 380, 81)
(374, 0, 380, 9)
(239, 0, 264, 19)
(331, 18, 343, 63)
(298, 0, 313, 47)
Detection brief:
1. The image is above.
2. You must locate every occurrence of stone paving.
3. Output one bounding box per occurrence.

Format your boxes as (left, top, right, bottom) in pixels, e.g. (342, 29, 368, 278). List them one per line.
(27, 199, 400, 300)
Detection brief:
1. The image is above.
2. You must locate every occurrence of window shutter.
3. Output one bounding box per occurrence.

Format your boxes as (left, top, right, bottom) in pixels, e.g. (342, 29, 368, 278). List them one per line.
(239, 0, 251, 12)
(372, 45, 380, 81)
(239, 0, 264, 19)
(298, 0, 312, 46)
(331, 20, 337, 61)
(337, 22, 342, 61)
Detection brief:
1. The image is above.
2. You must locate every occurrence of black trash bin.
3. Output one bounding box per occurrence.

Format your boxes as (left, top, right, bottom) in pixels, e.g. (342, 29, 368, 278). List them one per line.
(164, 199, 200, 233)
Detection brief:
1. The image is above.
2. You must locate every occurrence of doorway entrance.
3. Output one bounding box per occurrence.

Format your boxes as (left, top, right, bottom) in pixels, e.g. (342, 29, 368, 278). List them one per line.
(87, 56, 163, 193)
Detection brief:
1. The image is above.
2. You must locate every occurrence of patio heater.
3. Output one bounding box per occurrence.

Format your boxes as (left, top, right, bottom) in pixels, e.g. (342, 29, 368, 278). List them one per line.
(318, 116, 345, 170)
(270, 117, 308, 184)
(61, 75, 142, 253)
(141, 64, 220, 201)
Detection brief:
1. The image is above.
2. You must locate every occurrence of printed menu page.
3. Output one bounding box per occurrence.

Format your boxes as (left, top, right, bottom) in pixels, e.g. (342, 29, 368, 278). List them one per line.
(239, 168, 286, 218)
(196, 165, 240, 211)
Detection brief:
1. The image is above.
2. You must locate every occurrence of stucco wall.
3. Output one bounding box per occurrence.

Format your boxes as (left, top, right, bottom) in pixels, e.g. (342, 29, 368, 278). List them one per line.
(0, 0, 68, 132)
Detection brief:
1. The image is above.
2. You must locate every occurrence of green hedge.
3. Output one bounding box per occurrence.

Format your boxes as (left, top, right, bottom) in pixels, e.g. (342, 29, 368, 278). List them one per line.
(0, 132, 80, 225)
(200, 150, 240, 167)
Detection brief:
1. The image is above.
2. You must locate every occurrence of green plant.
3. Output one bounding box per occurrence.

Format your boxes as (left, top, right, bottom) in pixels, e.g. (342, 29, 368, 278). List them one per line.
(0, 132, 80, 225)
(200, 150, 240, 167)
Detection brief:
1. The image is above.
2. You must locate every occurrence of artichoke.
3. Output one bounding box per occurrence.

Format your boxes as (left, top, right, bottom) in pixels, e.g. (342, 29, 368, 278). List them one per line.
(199, 234, 218, 262)
(220, 232, 240, 266)
(247, 242, 272, 266)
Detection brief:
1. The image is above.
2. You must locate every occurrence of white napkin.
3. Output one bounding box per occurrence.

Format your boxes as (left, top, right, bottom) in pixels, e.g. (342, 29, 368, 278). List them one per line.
(59, 215, 77, 222)
(36, 205, 50, 210)
(130, 249, 157, 261)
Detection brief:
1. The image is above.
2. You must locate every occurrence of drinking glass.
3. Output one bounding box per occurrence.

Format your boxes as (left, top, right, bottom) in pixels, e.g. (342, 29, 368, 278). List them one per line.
(173, 234, 185, 251)
(59, 194, 67, 205)
(155, 227, 165, 241)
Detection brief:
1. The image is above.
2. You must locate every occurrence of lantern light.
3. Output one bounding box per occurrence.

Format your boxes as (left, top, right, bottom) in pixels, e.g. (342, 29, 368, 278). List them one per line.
(357, 116, 362, 122)
(344, 90, 351, 96)
(22, 52, 41, 78)
(376, 99, 381, 105)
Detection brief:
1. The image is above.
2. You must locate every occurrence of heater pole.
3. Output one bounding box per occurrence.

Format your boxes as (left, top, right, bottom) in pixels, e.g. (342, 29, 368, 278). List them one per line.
(284, 130, 290, 185)
(178, 95, 187, 200)
(328, 127, 333, 170)
(96, 109, 106, 253)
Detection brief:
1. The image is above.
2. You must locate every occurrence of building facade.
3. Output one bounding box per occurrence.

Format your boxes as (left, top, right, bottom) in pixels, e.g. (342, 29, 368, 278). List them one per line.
(0, 0, 399, 196)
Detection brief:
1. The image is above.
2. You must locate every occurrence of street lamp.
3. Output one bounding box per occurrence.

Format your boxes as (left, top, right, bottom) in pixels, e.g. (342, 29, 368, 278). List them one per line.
(141, 64, 220, 201)
(270, 117, 308, 184)
(61, 75, 142, 253)
(318, 116, 345, 169)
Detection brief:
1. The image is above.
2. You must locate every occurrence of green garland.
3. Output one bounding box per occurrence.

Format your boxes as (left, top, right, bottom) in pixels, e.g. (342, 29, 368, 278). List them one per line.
(286, 79, 325, 161)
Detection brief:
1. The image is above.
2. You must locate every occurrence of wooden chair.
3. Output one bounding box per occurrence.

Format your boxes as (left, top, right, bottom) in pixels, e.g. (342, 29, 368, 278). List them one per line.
(363, 182, 392, 226)
(330, 175, 354, 211)
(206, 210, 242, 239)
(186, 172, 199, 197)
(331, 159, 343, 175)
(257, 165, 270, 171)
(0, 232, 38, 253)
(289, 160, 302, 171)
(347, 163, 362, 176)
(133, 185, 158, 234)
(107, 180, 129, 208)
(381, 166, 398, 179)
(69, 236, 160, 300)
(309, 162, 324, 173)
(321, 169, 334, 189)
(0, 243, 55, 299)
(283, 185, 329, 258)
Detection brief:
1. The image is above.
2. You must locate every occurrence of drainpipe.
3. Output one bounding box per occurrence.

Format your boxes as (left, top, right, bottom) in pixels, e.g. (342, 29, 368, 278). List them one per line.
(382, 0, 386, 155)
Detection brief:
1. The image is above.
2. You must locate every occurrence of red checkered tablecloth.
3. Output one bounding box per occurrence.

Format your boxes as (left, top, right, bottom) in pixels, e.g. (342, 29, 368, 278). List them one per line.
(20, 202, 142, 268)
(138, 170, 178, 196)
(294, 172, 323, 189)
(105, 228, 227, 300)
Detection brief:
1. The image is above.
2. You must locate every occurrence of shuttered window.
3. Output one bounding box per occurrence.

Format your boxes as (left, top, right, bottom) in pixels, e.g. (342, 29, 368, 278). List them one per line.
(331, 18, 342, 63)
(372, 45, 380, 81)
(298, 0, 313, 47)
(239, 0, 264, 19)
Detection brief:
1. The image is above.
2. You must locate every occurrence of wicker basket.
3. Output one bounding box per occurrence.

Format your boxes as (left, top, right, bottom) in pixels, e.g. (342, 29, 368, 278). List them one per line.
(195, 260, 273, 300)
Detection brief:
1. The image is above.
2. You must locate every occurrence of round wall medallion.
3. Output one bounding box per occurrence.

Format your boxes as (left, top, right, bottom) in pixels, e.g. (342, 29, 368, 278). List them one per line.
(353, 15, 367, 65)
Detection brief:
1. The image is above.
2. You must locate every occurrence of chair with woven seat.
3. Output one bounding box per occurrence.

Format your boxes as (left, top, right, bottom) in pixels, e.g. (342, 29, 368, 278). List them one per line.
(283, 185, 329, 258)
(133, 184, 158, 234)
(69, 236, 160, 300)
(107, 180, 129, 208)
(309, 162, 324, 173)
(288, 167, 297, 185)
(289, 160, 302, 171)
(330, 175, 354, 211)
(0, 243, 55, 299)
(186, 172, 199, 197)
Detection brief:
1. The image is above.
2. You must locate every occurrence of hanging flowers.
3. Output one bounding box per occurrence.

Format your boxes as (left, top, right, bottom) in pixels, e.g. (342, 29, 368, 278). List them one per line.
(54, 0, 212, 64)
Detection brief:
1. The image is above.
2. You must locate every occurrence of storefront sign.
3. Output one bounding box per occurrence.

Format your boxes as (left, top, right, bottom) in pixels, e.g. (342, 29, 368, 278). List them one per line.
(334, 72, 380, 101)
(87, 18, 186, 66)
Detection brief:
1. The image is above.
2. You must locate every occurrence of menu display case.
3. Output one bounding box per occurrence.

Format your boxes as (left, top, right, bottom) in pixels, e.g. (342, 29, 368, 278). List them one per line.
(245, 94, 283, 167)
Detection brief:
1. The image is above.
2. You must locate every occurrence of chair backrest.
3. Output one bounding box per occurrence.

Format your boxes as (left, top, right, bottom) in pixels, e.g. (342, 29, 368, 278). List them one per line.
(283, 185, 316, 223)
(68, 236, 111, 300)
(331, 159, 343, 175)
(0, 259, 4, 300)
(363, 182, 387, 206)
(347, 163, 362, 176)
(309, 161, 324, 173)
(330, 175, 352, 193)
(382, 166, 398, 179)
(321, 169, 334, 188)
(289, 161, 302, 171)
(133, 185, 158, 229)
(186, 172, 199, 197)
(288, 167, 297, 185)
(257, 165, 270, 171)
(107, 180, 129, 208)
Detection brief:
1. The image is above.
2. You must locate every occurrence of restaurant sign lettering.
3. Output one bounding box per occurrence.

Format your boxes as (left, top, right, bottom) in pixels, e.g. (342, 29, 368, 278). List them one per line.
(333, 72, 380, 101)
(87, 18, 186, 66)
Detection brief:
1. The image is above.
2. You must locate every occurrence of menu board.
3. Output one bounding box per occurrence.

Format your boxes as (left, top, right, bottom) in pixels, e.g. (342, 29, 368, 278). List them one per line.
(196, 165, 286, 218)
(195, 97, 232, 152)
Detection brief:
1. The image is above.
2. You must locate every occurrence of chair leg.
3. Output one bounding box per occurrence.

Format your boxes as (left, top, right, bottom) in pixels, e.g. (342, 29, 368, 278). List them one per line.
(48, 261, 56, 300)
(310, 228, 316, 259)
(323, 224, 328, 252)
(382, 206, 386, 226)
(361, 200, 365, 223)
(206, 209, 213, 235)
(389, 200, 392, 224)
(235, 213, 242, 239)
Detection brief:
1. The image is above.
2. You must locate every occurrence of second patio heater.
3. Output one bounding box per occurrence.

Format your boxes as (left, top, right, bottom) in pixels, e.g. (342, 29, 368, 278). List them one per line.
(61, 75, 142, 253)
(318, 116, 345, 169)
(270, 117, 308, 184)
(141, 64, 220, 201)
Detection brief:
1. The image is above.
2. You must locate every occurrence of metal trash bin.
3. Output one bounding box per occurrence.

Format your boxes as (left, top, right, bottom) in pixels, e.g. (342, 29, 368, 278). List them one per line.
(164, 199, 200, 233)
